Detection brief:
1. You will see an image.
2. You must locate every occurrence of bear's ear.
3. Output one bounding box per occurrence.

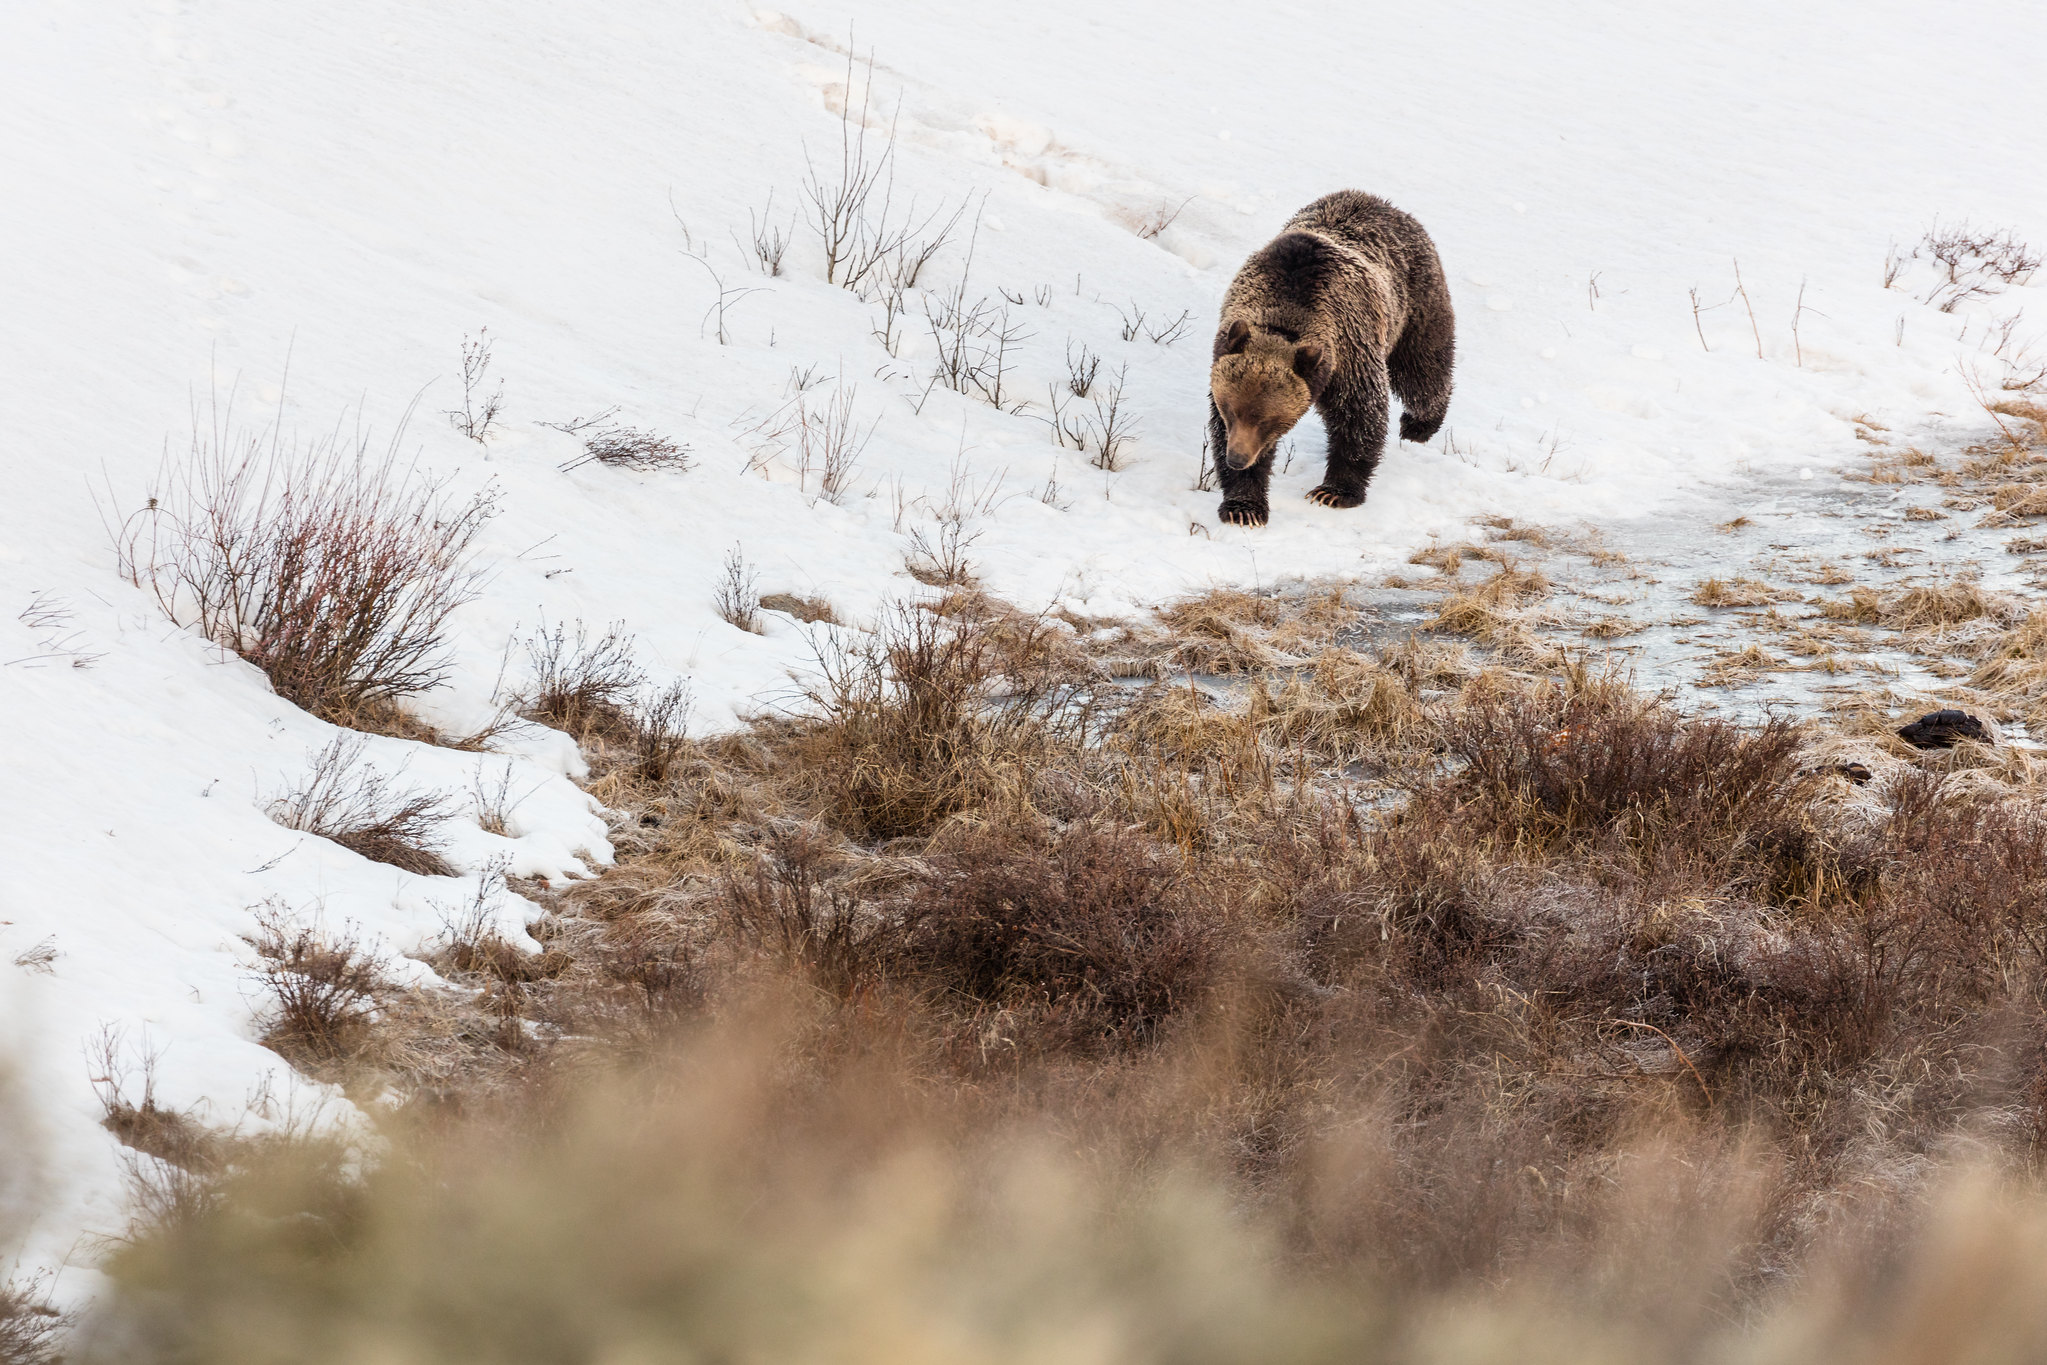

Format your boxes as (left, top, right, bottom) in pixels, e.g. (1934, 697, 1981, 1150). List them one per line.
(1293, 342, 1332, 399)
(1214, 319, 1251, 359)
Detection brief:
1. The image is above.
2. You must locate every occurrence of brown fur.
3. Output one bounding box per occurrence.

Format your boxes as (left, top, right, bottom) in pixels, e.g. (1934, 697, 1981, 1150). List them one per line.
(1208, 191, 1455, 526)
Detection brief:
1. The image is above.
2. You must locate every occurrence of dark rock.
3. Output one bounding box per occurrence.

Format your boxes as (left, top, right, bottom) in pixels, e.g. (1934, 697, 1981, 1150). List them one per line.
(1897, 710, 1989, 749)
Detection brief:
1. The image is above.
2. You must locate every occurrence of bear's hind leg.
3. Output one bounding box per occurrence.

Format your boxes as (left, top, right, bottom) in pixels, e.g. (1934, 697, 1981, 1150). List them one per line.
(1307, 368, 1388, 509)
(1388, 307, 1454, 444)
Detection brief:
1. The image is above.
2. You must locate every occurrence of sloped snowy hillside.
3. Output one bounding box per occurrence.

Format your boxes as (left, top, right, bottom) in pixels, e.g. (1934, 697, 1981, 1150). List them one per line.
(2, 0, 2042, 1304)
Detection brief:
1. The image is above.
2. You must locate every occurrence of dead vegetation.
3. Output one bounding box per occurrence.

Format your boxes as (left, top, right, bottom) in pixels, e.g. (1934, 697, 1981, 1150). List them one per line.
(1904, 220, 2040, 312)
(1691, 575, 1797, 607)
(1819, 578, 2019, 629)
(0, 1277, 63, 1365)
(554, 421, 694, 474)
(112, 392, 497, 727)
(268, 735, 456, 877)
(759, 592, 840, 624)
(79, 567, 2047, 1362)
(243, 906, 387, 1076)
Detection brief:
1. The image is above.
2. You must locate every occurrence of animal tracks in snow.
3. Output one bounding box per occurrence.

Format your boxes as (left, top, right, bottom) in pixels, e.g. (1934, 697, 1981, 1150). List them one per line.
(750, 8, 1235, 270)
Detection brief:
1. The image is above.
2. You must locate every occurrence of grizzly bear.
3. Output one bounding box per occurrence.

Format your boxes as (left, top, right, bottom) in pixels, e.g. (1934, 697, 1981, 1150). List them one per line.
(1207, 191, 1455, 526)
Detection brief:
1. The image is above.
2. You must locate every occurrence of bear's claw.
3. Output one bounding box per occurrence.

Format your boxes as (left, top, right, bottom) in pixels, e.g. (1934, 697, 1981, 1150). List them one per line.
(1218, 499, 1269, 527)
(1306, 484, 1365, 509)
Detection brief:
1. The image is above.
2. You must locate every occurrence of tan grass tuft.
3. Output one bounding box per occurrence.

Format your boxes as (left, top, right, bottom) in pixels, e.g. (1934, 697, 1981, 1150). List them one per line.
(1691, 576, 1797, 608)
(1697, 644, 1785, 687)
(1258, 650, 1425, 764)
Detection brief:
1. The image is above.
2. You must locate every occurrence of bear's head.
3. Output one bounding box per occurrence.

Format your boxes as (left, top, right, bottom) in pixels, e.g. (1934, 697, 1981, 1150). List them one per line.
(1209, 320, 1330, 470)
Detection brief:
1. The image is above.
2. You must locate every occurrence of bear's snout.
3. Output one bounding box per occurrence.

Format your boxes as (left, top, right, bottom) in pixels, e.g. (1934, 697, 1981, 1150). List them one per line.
(1224, 431, 1264, 469)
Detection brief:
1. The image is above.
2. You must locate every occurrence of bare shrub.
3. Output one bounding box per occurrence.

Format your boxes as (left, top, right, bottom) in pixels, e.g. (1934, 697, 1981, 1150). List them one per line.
(9, 590, 102, 669)
(10, 937, 56, 973)
(469, 761, 524, 837)
(1042, 384, 1087, 453)
(431, 866, 569, 997)
(1143, 309, 1192, 346)
(633, 681, 693, 785)
(1065, 339, 1100, 398)
(795, 386, 876, 505)
(89, 1028, 219, 1176)
(801, 49, 963, 295)
(270, 734, 457, 876)
(243, 904, 385, 1070)
(1086, 363, 1136, 471)
(446, 329, 505, 443)
(1882, 237, 1908, 288)
(0, 1275, 64, 1365)
(1916, 220, 2040, 312)
(720, 826, 892, 996)
(714, 548, 762, 634)
(923, 284, 1029, 410)
(555, 422, 693, 475)
(904, 822, 1217, 1051)
(520, 620, 645, 742)
(677, 249, 766, 346)
(112, 394, 497, 723)
(904, 520, 979, 588)
(740, 190, 793, 276)
(1134, 195, 1193, 240)
(1439, 682, 1815, 883)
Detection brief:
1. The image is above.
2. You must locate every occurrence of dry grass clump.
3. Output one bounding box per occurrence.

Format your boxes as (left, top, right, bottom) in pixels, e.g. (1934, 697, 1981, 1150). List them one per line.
(1699, 644, 1786, 687)
(1256, 649, 1424, 764)
(777, 603, 1087, 842)
(758, 591, 840, 624)
(1691, 576, 1797, 607)
(1158, 587, 1283, 633)
(1152, 588, 1282, 674)
(1429, 564, 1557, 662)
(1888, 580, 2018, 628)
(1160, 608, 1278, 675)
(1982, 480, 2047, 523)
(1114, 680, 1261, 767)
(113, 399, 496, 725)
(1147, 585, 1365, 674)
(1969, 610, 2047, 727)
(1820, 578, 2017, 630)
(1408, 540, 1505, 575)
(268, 734, 456, 876)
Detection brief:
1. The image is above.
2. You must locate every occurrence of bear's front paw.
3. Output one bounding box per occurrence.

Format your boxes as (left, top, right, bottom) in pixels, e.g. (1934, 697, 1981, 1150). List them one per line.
(1400, 413, 1445, 444)
(1306, 484, 1365, 509)
(1218, 499, 1269, 527)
